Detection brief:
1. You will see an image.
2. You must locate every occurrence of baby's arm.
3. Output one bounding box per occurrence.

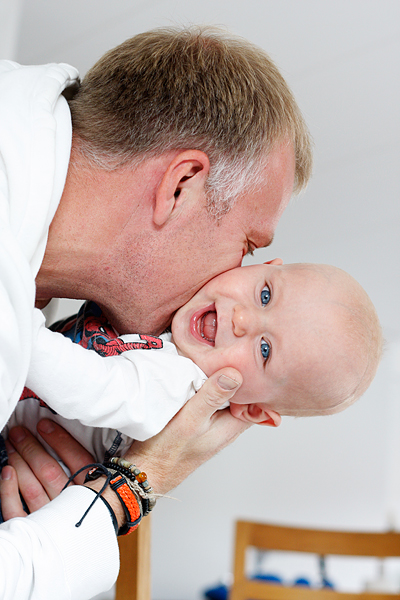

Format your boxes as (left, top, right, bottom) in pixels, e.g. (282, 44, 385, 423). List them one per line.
(27, 308, 206, 441)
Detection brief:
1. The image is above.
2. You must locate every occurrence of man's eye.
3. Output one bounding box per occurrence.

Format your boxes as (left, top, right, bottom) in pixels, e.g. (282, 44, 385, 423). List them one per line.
(261, 340, 271, 360)
(261, 286, 271, 306)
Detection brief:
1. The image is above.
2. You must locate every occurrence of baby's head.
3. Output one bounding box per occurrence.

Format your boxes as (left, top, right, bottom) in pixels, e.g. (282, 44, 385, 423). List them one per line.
(171, 260, 382, 426)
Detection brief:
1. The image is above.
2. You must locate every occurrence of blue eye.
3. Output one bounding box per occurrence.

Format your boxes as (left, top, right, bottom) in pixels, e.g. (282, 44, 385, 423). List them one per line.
(261, 286, 271, 306)
(261, 340, 271, 360)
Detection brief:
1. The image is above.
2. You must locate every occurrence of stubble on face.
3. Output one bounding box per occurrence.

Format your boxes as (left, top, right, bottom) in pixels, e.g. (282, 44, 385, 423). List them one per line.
(98, 141, 296, 335)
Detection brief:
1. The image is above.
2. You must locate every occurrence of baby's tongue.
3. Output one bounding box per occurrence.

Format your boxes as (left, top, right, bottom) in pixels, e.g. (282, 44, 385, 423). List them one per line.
(203, 311, 217, 342)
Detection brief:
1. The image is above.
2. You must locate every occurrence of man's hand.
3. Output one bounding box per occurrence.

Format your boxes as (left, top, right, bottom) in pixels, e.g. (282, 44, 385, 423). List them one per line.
(0, 422, 93, 519)
(124, 367, 249, 495)
(0, 367, 247, 524)
(0, 465, 26, 519)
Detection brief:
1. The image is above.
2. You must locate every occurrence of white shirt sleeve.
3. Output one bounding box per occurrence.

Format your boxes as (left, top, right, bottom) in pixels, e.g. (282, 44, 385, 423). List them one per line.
(0, 60, 77, 432)
(0, 250, 34, 431)
(0, 487, 119, 600)
(27, 309, 207, 441)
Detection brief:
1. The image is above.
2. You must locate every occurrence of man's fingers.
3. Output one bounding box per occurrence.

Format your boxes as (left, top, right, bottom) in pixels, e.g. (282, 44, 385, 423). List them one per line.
(204, 403, 251, 445)
(8, 426, 69, 499)
(36, 419, 94, 484)
(5, 440, 51, 512)
(0, 465, 27, 520)
(1, 422, 95, 518)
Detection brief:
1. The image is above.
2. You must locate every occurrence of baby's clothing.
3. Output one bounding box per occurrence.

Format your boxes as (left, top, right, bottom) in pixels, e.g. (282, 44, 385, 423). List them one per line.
(6, 301, 207, 461)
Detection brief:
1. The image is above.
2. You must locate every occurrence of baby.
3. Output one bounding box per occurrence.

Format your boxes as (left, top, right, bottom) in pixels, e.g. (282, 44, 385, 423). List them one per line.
(171, 258, 383, 421)
(5, 260, 382, 462)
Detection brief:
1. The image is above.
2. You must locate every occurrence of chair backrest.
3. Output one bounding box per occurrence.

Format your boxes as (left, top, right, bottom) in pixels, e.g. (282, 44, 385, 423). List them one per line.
(230, 520, 400, 600)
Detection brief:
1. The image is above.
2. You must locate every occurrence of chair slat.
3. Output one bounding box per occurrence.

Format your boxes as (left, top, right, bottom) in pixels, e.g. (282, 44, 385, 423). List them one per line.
(239, 520, 400, 557)
(230, 520, 400, 600)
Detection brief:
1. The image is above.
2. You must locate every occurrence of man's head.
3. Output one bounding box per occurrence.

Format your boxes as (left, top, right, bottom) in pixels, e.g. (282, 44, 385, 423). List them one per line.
(40, 27, 312, 334)
(69, 25, 312, 217)
(171, 262, 383, 426)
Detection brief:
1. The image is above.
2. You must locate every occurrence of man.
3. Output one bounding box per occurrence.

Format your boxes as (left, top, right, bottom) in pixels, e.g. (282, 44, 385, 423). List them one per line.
(0, 26, 312, 599)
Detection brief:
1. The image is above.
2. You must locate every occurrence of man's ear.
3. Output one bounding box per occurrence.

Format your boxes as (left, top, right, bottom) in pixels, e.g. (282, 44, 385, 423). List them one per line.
(229, 403, 282, 427)
(264, 258, 283, 266)
(153, 150, 210, 226)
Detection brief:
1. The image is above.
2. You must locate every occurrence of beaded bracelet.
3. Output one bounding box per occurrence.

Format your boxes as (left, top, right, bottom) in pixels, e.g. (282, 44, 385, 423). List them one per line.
(103, 457, 156, 516)
(84, 466, 143, 535)
(64, 459, 155, 535)
(62, 461, 143, 536)
(98, 465, 151, 517)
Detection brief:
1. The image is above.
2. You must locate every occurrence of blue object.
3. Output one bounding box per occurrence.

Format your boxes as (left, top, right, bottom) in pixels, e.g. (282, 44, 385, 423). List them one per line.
(293, 577, 311, 587)
(203, 584, 228, 600)
(203, 573, 284, 600)
(253, 574, 283, 584)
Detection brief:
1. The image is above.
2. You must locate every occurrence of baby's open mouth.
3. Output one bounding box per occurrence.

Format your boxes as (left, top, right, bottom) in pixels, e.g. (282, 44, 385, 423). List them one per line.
(200, 310, 217, 344)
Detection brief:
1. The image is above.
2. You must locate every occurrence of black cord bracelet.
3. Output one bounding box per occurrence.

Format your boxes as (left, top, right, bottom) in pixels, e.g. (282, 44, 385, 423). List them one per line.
(86, 486, 118, 535)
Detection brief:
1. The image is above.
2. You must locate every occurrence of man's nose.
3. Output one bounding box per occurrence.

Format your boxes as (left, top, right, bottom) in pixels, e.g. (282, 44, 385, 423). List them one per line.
(232, 304, 263, 337)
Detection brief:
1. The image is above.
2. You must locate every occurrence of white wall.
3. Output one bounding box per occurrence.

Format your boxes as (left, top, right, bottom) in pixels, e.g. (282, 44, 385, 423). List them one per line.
(0, 0, 23, 59)
(7, 1, 400, 597)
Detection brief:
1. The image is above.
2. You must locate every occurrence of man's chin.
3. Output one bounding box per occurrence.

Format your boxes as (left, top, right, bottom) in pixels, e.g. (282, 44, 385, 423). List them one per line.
(99, 304, 172, 336)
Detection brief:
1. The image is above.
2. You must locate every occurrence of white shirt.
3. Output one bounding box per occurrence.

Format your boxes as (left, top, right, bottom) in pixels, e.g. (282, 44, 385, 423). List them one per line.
(0, 60, 119, 600)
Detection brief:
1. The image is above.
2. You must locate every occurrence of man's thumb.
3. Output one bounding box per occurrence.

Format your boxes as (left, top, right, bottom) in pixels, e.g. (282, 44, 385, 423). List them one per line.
(207, 368, 243, 407)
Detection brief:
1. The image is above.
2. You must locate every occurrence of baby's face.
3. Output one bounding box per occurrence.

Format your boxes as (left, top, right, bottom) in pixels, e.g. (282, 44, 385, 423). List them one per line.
(171, 262, 355, 420)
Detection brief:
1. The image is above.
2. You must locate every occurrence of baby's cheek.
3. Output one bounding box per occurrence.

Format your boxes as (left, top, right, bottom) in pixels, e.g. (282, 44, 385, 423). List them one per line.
(201, 350, 234, 377)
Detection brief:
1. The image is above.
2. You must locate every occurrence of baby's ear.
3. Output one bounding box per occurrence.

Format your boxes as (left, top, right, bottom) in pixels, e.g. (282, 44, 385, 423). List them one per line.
(264, 258, 283, 266)
(230, 403, 281, 427)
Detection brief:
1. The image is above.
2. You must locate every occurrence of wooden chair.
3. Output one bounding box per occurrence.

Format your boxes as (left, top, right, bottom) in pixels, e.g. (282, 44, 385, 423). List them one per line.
(115, 515, 152, 600)
(230, 520, 400, 600)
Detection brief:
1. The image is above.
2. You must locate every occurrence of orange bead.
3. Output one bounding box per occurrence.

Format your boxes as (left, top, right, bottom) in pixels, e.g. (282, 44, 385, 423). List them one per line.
(136, 472, 147, 483)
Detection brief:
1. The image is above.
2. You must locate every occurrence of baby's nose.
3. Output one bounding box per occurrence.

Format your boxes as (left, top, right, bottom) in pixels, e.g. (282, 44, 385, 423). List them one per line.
(232, 305, 261, 337)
